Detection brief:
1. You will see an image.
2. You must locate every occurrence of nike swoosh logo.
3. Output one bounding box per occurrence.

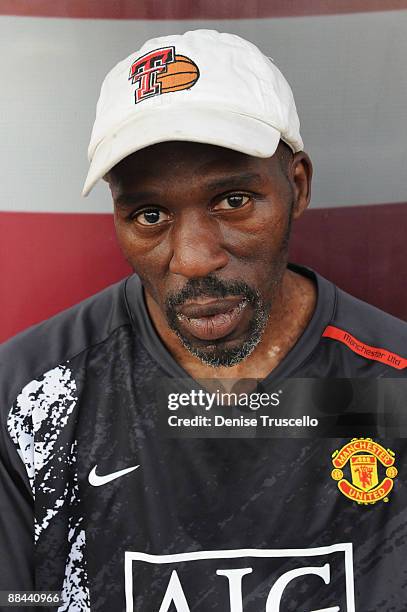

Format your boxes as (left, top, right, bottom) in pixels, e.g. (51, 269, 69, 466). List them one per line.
(88, 464, 140, 487)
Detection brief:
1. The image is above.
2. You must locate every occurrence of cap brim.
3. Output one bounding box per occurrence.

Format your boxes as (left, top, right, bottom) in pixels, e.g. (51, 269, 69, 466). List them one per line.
(82, 106, 281, 196)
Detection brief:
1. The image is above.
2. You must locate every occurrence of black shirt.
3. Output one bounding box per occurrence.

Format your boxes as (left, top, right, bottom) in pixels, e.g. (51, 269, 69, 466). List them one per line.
(1, 264, 406, 611)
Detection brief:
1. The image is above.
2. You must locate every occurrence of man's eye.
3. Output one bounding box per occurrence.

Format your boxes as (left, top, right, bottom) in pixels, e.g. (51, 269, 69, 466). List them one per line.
(213, 194, 250, 211)
(134, 208, 170, 226)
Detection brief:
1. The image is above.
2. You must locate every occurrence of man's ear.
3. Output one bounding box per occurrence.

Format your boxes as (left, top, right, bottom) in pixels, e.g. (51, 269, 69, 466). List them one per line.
(290, 151, 313, 219)
(102, 171, 111, 183)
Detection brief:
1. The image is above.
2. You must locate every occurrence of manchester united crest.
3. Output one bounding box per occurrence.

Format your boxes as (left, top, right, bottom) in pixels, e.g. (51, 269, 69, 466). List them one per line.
(331, 438, 397, 505)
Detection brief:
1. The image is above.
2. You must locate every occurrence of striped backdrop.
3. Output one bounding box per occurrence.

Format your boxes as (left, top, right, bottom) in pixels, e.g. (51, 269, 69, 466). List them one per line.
(1, 1, 406, 341)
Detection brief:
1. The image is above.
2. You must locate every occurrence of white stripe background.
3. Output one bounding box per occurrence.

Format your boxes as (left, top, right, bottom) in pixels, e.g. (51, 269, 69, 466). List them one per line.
(1, 11, 407, 214)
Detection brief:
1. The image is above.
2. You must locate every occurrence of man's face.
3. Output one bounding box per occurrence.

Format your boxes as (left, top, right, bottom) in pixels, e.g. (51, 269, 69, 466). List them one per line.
(109, 141, 303, 367)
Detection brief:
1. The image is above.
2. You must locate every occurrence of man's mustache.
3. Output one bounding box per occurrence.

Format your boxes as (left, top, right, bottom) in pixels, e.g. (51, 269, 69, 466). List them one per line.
(165, 276, 259, 310)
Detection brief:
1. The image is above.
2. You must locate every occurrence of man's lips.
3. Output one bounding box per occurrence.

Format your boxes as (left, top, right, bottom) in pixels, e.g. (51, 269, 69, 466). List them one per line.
(175, 297, 248, 341)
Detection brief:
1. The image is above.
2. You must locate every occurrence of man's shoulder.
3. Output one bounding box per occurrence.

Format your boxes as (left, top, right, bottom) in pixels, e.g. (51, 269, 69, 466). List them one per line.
(325, 284, 407, 371)
(0, 276, 132, 407)
(334, 286, 407, 341)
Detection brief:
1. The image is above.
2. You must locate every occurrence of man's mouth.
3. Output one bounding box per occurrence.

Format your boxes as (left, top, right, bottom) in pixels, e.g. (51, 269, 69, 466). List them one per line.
(175, 297, 248, 341)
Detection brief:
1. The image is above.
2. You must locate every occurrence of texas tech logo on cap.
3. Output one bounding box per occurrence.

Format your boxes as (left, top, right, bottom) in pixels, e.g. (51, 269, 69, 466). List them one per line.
(129, 46, 200, 104)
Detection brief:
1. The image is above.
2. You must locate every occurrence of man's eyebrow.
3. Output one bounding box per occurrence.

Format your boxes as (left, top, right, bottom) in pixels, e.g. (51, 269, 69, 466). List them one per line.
(113, 173, 265, 208)
(114, 191, 158, 209)
(205, 173, 265, 191)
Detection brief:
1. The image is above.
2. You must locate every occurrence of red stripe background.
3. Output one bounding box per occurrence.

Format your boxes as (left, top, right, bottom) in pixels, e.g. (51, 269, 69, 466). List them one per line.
(1, 0, 407, 19)
(1, 202, 406, 342)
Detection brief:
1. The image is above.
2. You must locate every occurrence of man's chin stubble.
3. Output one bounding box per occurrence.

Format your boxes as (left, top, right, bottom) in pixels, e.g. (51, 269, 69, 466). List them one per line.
(164, 275, 276, 368)
(170, 307, 270, 368)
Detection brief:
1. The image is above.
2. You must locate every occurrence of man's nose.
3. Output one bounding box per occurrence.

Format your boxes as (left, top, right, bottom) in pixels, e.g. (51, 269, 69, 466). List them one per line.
(169, 213, 229, 278)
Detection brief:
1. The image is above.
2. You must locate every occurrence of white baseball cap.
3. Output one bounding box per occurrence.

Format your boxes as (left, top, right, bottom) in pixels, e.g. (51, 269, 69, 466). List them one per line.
(82, 29, 303, 196)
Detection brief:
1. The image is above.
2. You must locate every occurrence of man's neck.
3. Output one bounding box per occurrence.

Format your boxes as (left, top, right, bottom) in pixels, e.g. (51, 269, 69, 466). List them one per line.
(145, 268, 317, 382)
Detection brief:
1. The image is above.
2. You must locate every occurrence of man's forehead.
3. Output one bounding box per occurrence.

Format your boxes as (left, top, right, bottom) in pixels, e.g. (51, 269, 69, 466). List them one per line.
(107, 140, 279, 190)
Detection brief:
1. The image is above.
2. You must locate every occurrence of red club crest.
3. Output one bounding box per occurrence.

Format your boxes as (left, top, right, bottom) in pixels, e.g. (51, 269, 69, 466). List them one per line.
(331, 437, 397, 505)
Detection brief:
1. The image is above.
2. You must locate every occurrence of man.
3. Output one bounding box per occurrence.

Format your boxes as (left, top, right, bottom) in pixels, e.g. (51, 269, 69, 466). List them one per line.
(1, 29, 406, 611)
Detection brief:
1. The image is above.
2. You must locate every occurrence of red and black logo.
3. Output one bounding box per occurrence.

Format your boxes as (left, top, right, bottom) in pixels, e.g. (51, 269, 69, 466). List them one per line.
(129, 46, 200, 104)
